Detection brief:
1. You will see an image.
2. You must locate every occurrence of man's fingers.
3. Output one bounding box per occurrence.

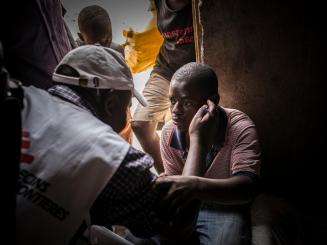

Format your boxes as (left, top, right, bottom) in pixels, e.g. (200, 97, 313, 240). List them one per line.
(201, 101, 214, 122)
(153, 176, 172, 192)
(194, 104, 208, 119)
(207, 100, 216, 117)
(193, 100, 217, 121)
(169, 192, 194, 217)
(153, 175, 179, 199)
(158, 172, 168, 177)
(159, 187, 183, 219)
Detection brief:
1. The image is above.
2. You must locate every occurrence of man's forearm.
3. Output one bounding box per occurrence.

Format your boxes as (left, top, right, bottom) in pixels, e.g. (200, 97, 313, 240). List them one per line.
(194, 175, 256, 205)
(175, 138, 205, 239)
(182, 137, 207, 176)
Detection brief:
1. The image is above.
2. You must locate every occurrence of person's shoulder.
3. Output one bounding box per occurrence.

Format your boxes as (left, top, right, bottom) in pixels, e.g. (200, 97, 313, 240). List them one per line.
(23, 85, 59, 115)
(24, 85, 49, 97)
(223, 107, 256, 128)
(223, 107, 258, 143)
(162, 120, 175, 136)
(62, 107, 130, 158)
(24, 85, 129, 152)
(161, 120, 175, 145)
(45, 92, 120, 144)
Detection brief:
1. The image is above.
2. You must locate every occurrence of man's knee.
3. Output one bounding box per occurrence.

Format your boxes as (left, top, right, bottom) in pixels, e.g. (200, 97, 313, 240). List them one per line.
(197, 209, 251, 245)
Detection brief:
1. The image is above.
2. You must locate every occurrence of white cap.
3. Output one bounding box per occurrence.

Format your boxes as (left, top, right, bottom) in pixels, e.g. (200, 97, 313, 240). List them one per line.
(52, 45, 147, 106)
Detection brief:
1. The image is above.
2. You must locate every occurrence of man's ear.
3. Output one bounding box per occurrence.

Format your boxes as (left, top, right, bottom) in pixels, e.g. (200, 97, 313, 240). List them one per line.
(209, 94, 220, 105)
(77, 32, 85, 42)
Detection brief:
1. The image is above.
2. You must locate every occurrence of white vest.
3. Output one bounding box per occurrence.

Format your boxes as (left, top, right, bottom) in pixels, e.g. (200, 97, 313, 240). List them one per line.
(16, 86, 130, 245)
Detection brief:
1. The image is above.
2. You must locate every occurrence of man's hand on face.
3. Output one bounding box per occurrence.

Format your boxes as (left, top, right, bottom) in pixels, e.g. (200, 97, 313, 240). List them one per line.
(188, 99, 218, 148)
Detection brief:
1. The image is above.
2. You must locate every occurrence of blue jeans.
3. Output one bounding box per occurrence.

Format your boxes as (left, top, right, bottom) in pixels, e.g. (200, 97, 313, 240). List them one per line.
(194, 203, 251, 245)
(126, 203, 251, 245)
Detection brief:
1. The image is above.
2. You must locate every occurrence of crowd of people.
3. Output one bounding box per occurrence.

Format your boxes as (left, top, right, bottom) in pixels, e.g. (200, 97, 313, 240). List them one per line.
(1, 1, 271, 244)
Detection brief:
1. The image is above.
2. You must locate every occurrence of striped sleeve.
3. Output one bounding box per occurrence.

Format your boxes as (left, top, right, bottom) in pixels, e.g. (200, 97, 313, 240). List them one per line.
(230, 115, 261, 177)
(160, 123, 183, 175)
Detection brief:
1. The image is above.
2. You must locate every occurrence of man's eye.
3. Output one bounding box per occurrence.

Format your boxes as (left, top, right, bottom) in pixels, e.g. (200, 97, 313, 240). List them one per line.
(183, 100, 194, 107)
(170, 97, 177, 104)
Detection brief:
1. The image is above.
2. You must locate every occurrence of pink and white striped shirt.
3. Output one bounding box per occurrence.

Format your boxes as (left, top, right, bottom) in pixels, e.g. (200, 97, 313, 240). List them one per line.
(160, 107, 261, 179)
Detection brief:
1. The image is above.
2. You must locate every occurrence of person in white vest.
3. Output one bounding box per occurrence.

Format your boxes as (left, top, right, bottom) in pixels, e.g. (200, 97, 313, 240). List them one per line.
(17, 45, 191, 244)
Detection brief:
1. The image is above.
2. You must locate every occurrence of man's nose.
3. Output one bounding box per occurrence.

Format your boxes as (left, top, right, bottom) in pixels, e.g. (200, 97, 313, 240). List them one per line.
(171, 101, 183, 114)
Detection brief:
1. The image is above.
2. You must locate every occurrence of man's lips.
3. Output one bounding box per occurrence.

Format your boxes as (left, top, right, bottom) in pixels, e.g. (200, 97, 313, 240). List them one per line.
(172, 116, 183, 125)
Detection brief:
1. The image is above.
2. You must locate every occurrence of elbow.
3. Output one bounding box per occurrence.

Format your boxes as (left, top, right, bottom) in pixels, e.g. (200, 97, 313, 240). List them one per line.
(238, 181, 260, 204)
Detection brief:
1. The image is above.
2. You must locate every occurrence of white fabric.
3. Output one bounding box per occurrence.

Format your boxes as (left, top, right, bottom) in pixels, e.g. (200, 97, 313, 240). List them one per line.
(16, 86, 130, 245)
(89, 226, 132, 245)
(52, 44, 147, 106)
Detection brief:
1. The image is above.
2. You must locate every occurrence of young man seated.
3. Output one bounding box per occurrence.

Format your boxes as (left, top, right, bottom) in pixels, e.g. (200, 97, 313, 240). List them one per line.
(159, 62, 261, 244)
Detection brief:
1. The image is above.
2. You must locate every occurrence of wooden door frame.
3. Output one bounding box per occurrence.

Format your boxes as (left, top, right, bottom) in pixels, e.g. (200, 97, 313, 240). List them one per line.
(192, 0, 203, 63)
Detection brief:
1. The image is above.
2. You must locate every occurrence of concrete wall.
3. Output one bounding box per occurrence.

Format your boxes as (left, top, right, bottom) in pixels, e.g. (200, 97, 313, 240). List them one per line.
(199, 0, 325, 210)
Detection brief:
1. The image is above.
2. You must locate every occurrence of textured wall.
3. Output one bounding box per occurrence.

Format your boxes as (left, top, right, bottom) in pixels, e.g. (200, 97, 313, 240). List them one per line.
(199, 0, 325, 207)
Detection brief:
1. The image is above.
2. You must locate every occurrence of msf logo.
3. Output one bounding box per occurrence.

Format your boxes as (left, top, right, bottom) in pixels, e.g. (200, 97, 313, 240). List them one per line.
(21, 130, 34, 164)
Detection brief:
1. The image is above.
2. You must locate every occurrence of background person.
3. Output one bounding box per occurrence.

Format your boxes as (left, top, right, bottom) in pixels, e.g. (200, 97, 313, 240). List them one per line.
(77, 5, 124, 55)
(0, 0, 73, 89)
(131, 0, 195, 173)
(77, 5, 132, 143)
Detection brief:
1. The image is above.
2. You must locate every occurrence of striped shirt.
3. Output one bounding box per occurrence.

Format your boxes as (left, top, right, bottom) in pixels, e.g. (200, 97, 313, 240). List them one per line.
(160, 107, 261, 179)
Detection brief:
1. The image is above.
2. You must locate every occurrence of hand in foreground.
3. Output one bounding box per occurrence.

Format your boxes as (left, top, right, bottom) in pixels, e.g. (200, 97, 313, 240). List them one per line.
(153, 175, 200, 240)
(154, 175, 199, 218)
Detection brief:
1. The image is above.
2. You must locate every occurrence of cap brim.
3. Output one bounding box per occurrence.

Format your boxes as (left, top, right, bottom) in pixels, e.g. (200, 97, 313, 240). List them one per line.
(133, 88, 148, 107)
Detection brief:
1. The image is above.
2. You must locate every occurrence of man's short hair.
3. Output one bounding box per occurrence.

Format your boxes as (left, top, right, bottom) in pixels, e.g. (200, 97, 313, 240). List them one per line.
(172, 62, 219, 97)
(78, 5, 111, 41)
